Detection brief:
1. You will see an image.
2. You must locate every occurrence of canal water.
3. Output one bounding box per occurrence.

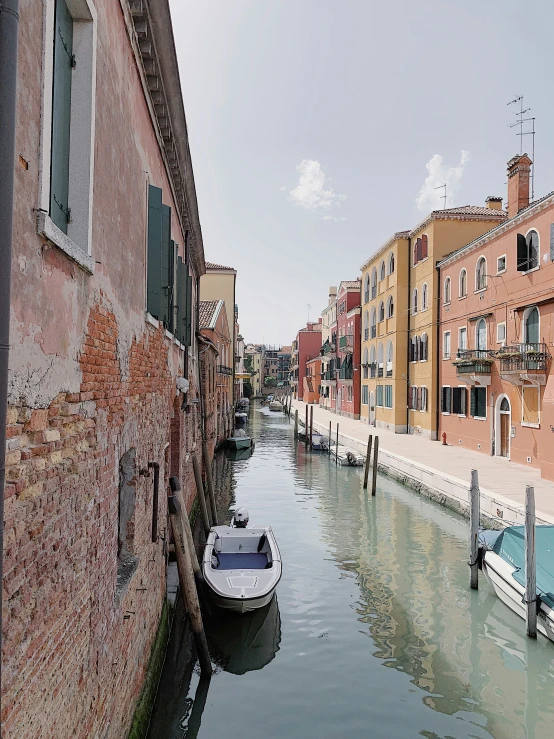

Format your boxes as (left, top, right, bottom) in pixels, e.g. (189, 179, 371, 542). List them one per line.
(148, 401, 554, 739)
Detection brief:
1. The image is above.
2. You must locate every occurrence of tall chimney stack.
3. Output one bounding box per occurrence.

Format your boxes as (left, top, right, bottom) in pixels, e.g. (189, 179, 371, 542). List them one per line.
(507, 154, 532, 219)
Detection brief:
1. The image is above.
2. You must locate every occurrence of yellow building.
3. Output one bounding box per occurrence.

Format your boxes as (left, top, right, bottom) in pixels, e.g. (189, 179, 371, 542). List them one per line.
(360, 232, 410, 432)
(408, 203, 505, 439)
(200, 261, 237, 383)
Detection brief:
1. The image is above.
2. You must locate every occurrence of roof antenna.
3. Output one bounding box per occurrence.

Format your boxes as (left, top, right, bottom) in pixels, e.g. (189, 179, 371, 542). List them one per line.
(434, 183, 447, 209)
(307, 303, 311, 322)
(508, 95, 536, 199)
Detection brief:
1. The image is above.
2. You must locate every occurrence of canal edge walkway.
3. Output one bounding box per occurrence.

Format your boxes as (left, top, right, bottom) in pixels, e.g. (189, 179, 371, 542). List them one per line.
(291, 400, 554, 526)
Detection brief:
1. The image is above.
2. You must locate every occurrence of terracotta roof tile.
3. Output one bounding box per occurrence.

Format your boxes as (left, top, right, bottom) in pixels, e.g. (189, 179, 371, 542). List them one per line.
(341, 279, 362, 289)
(205, 261, 235, 271)
(198, 300, 219, 328)
(434, 205, 507, 217)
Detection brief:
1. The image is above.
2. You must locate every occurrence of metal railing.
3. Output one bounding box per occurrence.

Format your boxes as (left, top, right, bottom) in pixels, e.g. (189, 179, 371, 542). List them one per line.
(364, 328, 369, 341)
(322, 369, 336, 381)
(453, 350, 492, 375)
(370, 365, 376, 378)
(498, 343, 549, 372)
(217, 365, 233, 375)
(371, 326, 376, 339)
(339, 335, 354, 350)
(363, 366, 369, 379)
(321, 341, 336, 355)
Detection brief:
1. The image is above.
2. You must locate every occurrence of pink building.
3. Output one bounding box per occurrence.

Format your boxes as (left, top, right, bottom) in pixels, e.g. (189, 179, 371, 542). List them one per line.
(291, 321, 322, 400)
(336, 280, 362, 419)
(438, 154, 554, 481)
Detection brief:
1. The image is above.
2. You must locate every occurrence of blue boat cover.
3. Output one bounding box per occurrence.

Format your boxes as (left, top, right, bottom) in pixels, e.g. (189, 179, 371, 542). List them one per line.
(491, 525, 554, 609)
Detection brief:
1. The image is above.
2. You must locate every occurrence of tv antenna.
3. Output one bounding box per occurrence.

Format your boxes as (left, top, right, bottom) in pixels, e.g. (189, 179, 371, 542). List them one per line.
(508, 95, 536, 199)
(307, 303, 311, 322)
(434, 183, 447, 209)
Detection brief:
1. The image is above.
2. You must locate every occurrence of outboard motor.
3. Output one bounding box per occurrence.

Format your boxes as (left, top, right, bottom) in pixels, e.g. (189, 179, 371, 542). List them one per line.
(233, 507, 249, 528)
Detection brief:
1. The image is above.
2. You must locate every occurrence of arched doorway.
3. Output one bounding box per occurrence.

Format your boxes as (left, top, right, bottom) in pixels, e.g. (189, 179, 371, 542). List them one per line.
(495, 395, 511, 458)
(369, 391, 375, 426)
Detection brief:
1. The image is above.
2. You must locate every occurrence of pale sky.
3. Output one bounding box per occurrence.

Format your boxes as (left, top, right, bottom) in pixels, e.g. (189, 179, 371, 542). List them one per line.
(170, 0, 554, 346)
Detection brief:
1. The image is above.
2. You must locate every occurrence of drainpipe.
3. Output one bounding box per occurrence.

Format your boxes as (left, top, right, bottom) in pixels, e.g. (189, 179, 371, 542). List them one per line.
(435, 261, 441, 441)
(406, 238, 411, 434)
(0, 0, 20, 722)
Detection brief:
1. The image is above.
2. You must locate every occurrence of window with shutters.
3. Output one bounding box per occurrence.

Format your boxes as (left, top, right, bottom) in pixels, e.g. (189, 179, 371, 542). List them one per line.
(388, 252, 395, 275)
(421, 283, 428, 310)
(421, 333, 428, 361)
(523, 306, 539, 344)
(387, 296, 394, 319)
(420, 386, 428, 412)
(497, 322, 506, 344)
(363, 274, 370, 303)
(379, 261, 386, 281)
(410, 336, 418, 363)
(441, 386, 451, 414)
(470, 387, 487, 419)
(413, 235, 429, 265)
(376, 385, 384, 407)
(362, 386, 369, 405)
(385, 385, 393, 408)
(409, 386, 418, 411)
(378, 301, 385, 322)
(371, 268, 378, 298)
(452, 387, 466, 415)
(443, 331, 451, 359)
(444, 277, 451, 304)
(522, 386, 540, 426)
(412, 288, 418, 315)
(459, 327, 467, 351)
(475, 257, 487, 291)
(497, 255, 506, 274)
(459, 269, 467, 298)
(37, 0, 97, 273)
(517, 230, 539, 272)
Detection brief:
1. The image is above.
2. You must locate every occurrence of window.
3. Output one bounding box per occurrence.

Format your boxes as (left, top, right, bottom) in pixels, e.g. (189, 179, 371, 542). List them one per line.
(522, 386, 540, 426)
(476, 257, 487, 291)
(386, 341, 393, 376)
(364, 274, 370, 303)
(387, 296, 394, 318)
(420, 386, 428, 412)
(362, 385, 369, 405)
(421, 283, 428, 310)
(378, 301, 385, 322)
(370, 345, 376, 378)
(421, 333, 428, 361)
(379, 261, 386, 281)
(414, 234, 428, 265)
(524, 306, 539, 344)
(443, 331, 451, 359)
(377, 343, 384, 377)
(410, 336, 417, 362)
(371, 268, 377, 298)
(389, 252, 395, 274)
(441, 386, 451, 413)
(37, 0, 97, 272)
(470, 387, 487, 419)
(385, 385, 393, 408)
(363, 310, 369, 341)
(497, 255, 506, 274)
(459, 269, 467, 298)
(370, 307, 377, 338)
(363, 347, 369, 378)
(409, 386, 418, 410)
(452, 387, 467, 415)
(376, 385, 384, 406)
(444, 277, 451, 304)
(497, 322, 506, 344)
(517, 230, 539, 272)
(459, 327, 467, 351)
(412, 288, 418, 315)
(476, 318, 487, 352)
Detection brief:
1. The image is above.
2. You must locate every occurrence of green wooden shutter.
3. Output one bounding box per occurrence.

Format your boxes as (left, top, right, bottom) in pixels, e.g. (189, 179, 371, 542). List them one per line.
(185, 273, 193, 346)
(176, 256, 187, 344)
(50, 0, 74, 233)
(460, 387, 466, 416)
(147, 185, 163, 319)
(160, 204, 172, 328)
(517, 233, 528, 271)
(168, 240, 176, 334)
(470, 388, 476, 417)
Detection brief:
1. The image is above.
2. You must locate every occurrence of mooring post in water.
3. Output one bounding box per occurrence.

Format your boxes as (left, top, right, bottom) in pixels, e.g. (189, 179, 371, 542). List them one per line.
(363, 435, 373, 490)
(294, 409, 299, 439)
(335, 423, 339, 464)
(305, 405, 309, 447)
(525, 485, 537, 638)
(309, 405, 313, 449)
(168, 495, 212, 676)
(371, 435, 379, 497)
(202, 441, 218, 526)
(469, 469, 480, 590)
(170, 477, 200, 574)
(192, 456, 211, 536)
(328, 421, 332, 457)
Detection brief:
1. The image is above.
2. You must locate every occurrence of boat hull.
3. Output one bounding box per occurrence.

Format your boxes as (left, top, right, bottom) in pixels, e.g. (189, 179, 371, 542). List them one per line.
(483, 551, 554, 642)
(208, 589, 276, 614)
(227, 437, 252, 450)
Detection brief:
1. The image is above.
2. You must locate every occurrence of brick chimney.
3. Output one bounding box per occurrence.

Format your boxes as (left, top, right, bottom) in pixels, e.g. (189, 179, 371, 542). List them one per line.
(507, 154, 532, 218)
(485, 196, 503, 211)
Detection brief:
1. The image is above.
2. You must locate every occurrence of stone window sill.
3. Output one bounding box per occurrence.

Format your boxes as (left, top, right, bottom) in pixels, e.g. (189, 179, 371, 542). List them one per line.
(521, 422, 540, 429)
(38, 212, 95, 274)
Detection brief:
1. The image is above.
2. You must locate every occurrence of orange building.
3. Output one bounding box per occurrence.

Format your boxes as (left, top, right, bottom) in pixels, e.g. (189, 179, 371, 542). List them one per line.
(304, 357, 322, 404)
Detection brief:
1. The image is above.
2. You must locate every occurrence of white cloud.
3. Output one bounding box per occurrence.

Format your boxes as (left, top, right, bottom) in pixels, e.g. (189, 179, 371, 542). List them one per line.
(286, 159, 346, 220)
(416, 150, 470, 212)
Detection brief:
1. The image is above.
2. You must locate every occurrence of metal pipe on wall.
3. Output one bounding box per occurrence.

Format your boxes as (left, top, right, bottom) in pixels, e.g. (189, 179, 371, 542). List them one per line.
(0, 0, 21, 726)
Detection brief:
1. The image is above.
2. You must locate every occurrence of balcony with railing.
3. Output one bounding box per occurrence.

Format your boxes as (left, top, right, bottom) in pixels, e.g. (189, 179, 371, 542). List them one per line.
(322, 369, 336, 381)
(321, 340, 336, 357)
(497, 343, 549, 373)
(217, 365, 233, 375)
(338, 366, 354, 380)
(339, 335, 354, 353)
(452, 350, 493, 375)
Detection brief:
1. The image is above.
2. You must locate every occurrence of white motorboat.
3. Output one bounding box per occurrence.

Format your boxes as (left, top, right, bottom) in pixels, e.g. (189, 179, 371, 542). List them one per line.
(480, 525, 554, 642)
(269, 400, 283, 412)
(202, 525, 282, 613)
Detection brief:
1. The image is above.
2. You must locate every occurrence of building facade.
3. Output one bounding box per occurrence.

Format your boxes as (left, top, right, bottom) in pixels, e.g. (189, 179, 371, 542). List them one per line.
(290, 321, 323, 400)
(304, 357, 322, 404)
(278, 346, 292, 388)
(360, 233, 410, 432)
(320, 287, 338, 411)
(336, 280, 361, 419)
(408, 202, 506, 439)
(3, 1, 206, 736)
(438, 154, 554, 481)
(199, 300, 233, 443)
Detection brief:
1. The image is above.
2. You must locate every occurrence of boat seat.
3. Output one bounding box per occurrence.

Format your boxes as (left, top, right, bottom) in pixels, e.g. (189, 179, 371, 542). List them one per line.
(215, 552, 269, 570)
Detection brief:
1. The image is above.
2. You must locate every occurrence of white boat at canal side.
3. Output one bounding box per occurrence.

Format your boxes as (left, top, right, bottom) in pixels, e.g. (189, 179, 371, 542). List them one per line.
(202, 525, 282, 613)
(269, 400, 283, 412)
(480, 525, 554, 642)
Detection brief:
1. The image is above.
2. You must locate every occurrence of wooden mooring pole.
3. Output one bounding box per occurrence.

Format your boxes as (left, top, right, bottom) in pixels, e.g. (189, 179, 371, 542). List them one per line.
(335, 423, 339, 464)
(202, 441, 218, 526)
(328, 421, 332, 457)
(294, 409, 299, 439)
(305, 405, 309, 448)
(525, 485, 537, 639)
(363, 435, 373, 490)
(192, 456, 211, 536)
(309, 406, 313, 450)
(168, 494, 212, 675)
(371, 435, 379, 497)
(469, 469, 480, 590)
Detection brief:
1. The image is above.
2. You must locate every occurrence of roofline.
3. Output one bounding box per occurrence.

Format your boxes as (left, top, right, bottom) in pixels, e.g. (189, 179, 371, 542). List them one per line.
(337, 280, 362, 296)
(205, 265, 237, 274)
(408, 208, 505, 239)
(437, 191, 554, 269)
(360, 231, 410, 271)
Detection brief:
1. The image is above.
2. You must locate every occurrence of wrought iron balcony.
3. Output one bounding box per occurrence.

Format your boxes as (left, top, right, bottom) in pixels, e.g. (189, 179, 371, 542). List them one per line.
(452, 350, 492, 375)
(217, 365, 233, 375)
(322, 369, 336, 381)
(339, 335, 354, 352)
(497, 343, 549, 372)
(321, 341, 336, 356)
